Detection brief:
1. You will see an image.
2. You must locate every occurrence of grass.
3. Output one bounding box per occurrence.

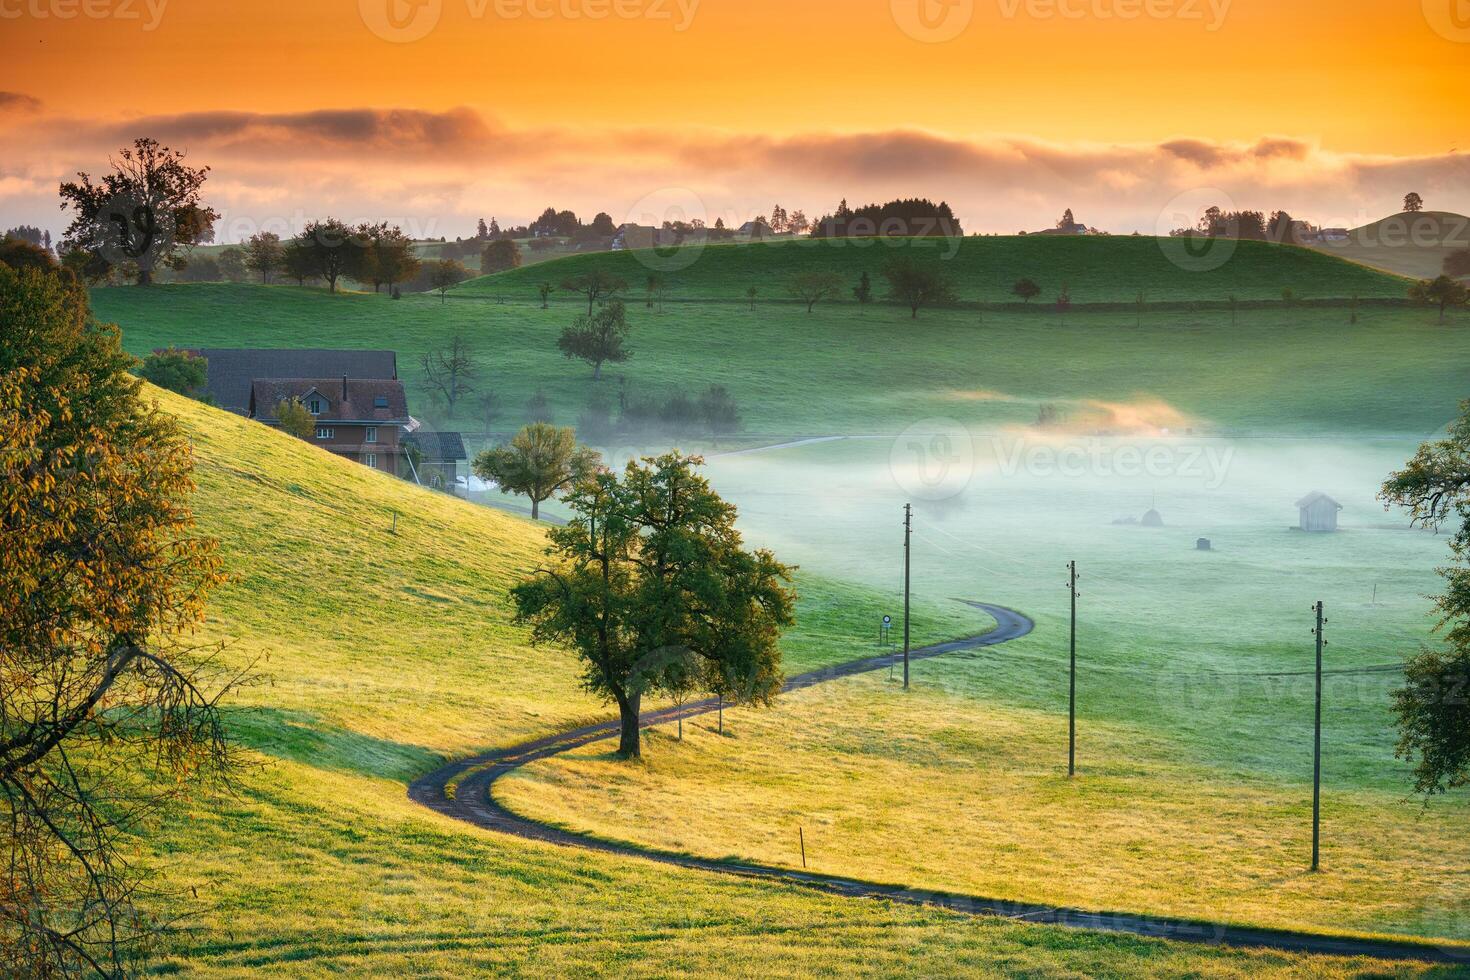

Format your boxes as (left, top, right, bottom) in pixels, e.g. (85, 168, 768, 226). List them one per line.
(455, 236, 1410, 304)
(124, 388, 1404, 976)
(97, 281, 1470, 447)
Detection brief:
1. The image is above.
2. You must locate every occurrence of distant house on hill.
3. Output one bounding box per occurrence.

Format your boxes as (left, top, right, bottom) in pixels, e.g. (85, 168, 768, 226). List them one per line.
(1296, 492, 1342, 532)
(192, 348, 398, 415)
(403, 430, 468, 490)
(738, 219, 771, 238)
(1319, 228, 1350, 242)
(249, 377, 411, 476)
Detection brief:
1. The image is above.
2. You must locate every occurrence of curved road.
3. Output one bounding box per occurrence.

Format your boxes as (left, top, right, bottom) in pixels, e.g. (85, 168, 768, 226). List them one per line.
(409, 601, 1465, 965)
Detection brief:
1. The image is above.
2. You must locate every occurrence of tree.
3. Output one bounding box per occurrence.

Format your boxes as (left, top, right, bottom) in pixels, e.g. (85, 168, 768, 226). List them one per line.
(1380, 401, 1470, 794)
(558, 299, 631, 379)
(539, 282, 553, 308)
(786, 270, 844, 312)
(589, 212, 617, 236)
(217, 246, 247, 282)
(58, 137, 218, 285)
(364, 224, 419, 293)
(1444, 249, 1470, 280)
(139, 346, 207, 398)
(422, 334, 478, 415)
(1011, 278, 1041, 304)
(474, 422, 600, 520)
(882, 257, 957, 318)
(1058, 208, 1076, 230)
(244, 231, 285, 283)
(0, 264, 235, 974)
(559, 268, 627, 316)
(510, 452, 794, 757)
(179, 254, 221, 282)
(745, 285, 757, 311)
(790, 210, 810, 236)
(290, 218, 365, 292)
(525, 390, 553, 424)
(1405, 192, 1425, 213)
(276, 397, 315, 439)
(1268, 210, 1298, 245)
(1409, 275, 1469, 323)
(698, 384, 741, 443)
(853, 270, 872, 305)
(0, 237, 58, 274)
(475, 391, 501, 434)
(428, 259, 470, 302)
(281, 238, 317, 286)
(480, 238, 520, 275)
(477, 217, 490, 239)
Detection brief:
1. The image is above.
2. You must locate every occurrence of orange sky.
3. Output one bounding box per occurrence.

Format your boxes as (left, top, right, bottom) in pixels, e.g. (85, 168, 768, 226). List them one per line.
(2, 0, 1467, 236)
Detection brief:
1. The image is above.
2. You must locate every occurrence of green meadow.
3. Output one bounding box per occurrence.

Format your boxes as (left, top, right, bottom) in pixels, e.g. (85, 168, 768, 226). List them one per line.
(84, 236, 1470, 971)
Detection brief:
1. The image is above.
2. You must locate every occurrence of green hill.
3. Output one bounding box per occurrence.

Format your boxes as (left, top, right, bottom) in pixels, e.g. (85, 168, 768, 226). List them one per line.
(1309, 211, 1470, 281)
(456, 235, 1408, 304)
(125, 387, 1401, 974)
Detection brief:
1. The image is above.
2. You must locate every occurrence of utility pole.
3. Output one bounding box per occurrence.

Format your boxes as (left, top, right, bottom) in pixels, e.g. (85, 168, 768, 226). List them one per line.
(903, 503, 912, 690)
(1311, 600, 1325, 872)
(1067, 560, 1078, 778)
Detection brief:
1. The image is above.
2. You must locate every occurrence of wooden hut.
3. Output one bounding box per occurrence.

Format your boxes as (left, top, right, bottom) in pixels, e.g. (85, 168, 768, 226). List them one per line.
(1296, 492, 1341, 532)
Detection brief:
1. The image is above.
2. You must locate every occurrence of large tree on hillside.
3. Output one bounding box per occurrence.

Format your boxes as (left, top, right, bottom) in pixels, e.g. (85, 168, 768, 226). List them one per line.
(244, 231, 285, 283)
(428, 259, 470, 302)
(361, 223, 419, 293)
(511, 452, 795, 758)
(58, 137, 218, 285)
(473, 422, 599, 520)
(0, 264, 237, 974)
(558, 299, 631, 379)
(786, 270, 844, 312)
(1380, 402, 1470, 794)
(559, 268, 627, 315)
(882, 256, 957, 318)
(481, 238, 520, 274)
(1405, 192, 1425, 213)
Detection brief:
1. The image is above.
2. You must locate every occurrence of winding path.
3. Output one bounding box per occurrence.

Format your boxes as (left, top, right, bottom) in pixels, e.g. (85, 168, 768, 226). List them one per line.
(409, 601, 1465, 965)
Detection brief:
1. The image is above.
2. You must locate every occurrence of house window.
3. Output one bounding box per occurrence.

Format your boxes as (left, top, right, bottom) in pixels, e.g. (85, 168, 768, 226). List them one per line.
(373, 395, 388, 409)
(308, 398, 323, 414)
(363, 453, 378, 468)
(365, 426, 378, 443)
(315, 427, 334, 440)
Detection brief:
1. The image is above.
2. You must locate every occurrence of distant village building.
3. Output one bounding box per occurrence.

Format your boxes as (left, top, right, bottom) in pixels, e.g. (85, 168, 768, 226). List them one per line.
(1296, 492, 1342, 532)
(1319, 228, 1351, 242)
(191, 348, 398, 415)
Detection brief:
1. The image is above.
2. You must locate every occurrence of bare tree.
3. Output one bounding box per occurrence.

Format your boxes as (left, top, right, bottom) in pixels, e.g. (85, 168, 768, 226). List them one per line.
(786, 270, 844, 312)
(421, 334, 478, 415)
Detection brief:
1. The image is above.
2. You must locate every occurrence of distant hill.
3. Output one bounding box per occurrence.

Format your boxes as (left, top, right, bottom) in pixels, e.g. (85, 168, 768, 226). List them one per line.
(455, 235, 1407, 305)
(1308, 211, 1470, 281)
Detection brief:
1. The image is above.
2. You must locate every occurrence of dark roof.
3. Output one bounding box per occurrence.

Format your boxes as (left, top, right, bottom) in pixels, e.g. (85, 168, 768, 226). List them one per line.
(192, 348, 397, 414)
(404, 431, 467, 461)
(249, 378, 409, 423)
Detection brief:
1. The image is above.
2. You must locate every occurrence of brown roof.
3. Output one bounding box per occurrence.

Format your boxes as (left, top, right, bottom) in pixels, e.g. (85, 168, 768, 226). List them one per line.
(190, 349, 397, 414)
(249, 378, 410, 423)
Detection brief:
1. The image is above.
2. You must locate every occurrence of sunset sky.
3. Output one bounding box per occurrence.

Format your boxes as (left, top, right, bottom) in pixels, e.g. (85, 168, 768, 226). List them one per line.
(2, 0, 1467, 239)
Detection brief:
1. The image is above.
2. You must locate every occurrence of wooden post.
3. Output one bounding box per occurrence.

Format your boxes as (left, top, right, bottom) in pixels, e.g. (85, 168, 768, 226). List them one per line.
(799, 826, 806, 869)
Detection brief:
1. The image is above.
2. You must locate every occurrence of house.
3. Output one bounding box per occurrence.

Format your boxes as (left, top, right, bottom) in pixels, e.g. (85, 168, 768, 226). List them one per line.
(1296, 492, 1342, 532)
(403, 430, 468, 490)
(192, 348, 397, 415)
(249, 376, 410, 476)
(1319, 228, 1350, 242)
(737, 219, 771, 238)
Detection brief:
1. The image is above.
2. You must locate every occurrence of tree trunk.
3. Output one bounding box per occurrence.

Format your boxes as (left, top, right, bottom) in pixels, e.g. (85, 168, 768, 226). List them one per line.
(616, 691, 642, 758)
(530, 497, 540, 520)
(593, 361, 603, 381)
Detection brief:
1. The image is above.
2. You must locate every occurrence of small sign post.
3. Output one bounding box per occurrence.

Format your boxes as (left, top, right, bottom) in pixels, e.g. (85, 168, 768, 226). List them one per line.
(880, 614, 892, 646)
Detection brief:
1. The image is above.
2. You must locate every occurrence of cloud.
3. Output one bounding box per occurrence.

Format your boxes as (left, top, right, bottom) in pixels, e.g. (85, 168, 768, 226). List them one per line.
(1, 103, 1466, 240)
(0, 91, 42, 114)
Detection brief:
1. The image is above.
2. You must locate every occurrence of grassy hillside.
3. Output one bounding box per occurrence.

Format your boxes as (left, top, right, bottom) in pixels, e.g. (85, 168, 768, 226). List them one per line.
(98, 283, 1470, 446)
(1309, 212, 1470, 281)
(455, 236, 1409, 304)
(129, 387, 1419, 975)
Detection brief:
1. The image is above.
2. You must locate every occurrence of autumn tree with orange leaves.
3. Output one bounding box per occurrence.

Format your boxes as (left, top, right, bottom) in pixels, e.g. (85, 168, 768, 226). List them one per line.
(0, 264, 239, 975)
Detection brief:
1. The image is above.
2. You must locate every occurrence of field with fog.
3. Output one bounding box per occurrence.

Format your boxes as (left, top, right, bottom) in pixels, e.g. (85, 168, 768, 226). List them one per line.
(89, 237, 1470, 960)
(499, 430, 1469, 944)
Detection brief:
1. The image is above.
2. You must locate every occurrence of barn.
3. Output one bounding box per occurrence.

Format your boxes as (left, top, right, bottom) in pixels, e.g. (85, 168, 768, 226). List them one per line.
(1296, 492, 1342, 532)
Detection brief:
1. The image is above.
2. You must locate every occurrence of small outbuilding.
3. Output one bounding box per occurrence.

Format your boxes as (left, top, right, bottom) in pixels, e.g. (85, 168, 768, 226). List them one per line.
(1296, 492, 1342, 532)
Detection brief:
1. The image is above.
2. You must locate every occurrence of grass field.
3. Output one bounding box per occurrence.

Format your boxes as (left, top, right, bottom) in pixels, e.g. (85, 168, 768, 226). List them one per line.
(128, 387, 1420, 976)
(455, 235, 1409, 304)
(97, 279, 1469, 448)
(1309, 212, 1470, 281)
